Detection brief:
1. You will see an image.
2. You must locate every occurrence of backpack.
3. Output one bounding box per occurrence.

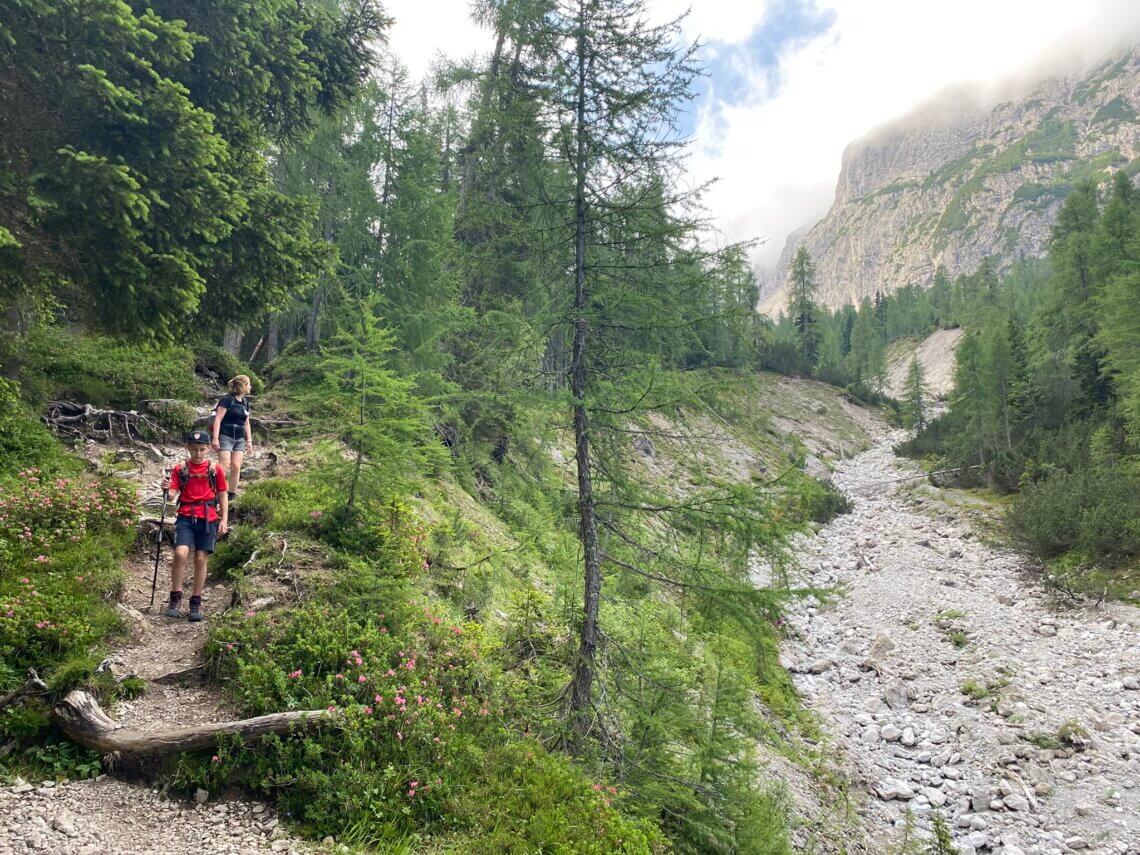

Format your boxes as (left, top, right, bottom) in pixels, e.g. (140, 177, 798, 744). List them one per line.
(177, 461, 219, 511)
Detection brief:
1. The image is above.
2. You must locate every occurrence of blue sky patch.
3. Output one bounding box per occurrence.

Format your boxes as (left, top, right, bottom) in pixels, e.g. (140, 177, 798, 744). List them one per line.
(680, 0, 837, 137)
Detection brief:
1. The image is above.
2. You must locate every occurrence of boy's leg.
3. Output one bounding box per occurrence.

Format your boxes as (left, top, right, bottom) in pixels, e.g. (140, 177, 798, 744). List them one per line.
(169, 545, 190, 592)
(191, 548, 209, 597)
(166, 540, 190, 617)
(187, 518, 215, 622)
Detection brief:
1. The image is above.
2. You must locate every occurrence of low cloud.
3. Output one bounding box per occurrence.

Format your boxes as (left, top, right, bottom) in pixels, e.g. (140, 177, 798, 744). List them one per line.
(383, 0, 1140, 272)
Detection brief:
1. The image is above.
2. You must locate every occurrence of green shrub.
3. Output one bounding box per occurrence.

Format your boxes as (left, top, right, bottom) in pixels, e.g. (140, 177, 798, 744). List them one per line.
(147, 399, 198, 435)
(2, 733, 103, 782)
(193, 342, 264, 395)
(0, 472, 132, 676)
(19, 329, 199, 408)
(0, 378, 58, 477)
(199, 593, 656, 851)
(211, 526, 260, 581)
(1007, 468, 1140, 559)
(776, 470, 850, 526)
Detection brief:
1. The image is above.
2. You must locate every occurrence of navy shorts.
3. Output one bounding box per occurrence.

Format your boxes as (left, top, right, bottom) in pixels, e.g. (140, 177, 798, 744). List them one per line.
(174, 515, 218, 553)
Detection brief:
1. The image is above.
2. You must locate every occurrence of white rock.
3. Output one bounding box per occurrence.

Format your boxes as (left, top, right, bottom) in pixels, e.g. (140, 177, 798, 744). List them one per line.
(878, 779, 915, 801)
(1003, 793, 1030, 812)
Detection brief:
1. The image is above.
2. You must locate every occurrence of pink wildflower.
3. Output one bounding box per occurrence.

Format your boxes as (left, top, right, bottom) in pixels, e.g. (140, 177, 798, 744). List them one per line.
(287, 669, 303, 679)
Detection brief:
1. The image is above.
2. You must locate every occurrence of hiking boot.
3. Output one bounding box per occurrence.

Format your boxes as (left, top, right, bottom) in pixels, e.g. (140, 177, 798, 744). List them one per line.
(188, 596, 204, 622)
(163, 604, 182, 618)
(227, 491, 236, 502)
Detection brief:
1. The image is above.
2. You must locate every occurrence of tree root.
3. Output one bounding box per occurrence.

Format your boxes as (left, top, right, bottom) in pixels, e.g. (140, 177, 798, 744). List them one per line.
(44, 400, 168, 447)
(51, 689, 339, 758)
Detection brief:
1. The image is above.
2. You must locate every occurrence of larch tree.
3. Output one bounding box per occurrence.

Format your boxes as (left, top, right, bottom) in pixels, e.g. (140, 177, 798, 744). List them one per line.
(542, 0, 701, 750)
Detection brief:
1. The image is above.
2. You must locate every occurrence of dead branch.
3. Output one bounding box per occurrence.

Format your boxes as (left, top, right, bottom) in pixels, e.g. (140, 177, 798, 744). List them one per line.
(193, 414, 301, 429)
(150, 664, 208, 686)
(51, 690, 339, 757)
(0, 670, 49, 711)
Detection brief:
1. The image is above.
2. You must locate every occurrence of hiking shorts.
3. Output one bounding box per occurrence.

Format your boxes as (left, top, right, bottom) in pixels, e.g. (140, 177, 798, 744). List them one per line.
(175, 515, 218, 553)
(219, 431, 246, 453)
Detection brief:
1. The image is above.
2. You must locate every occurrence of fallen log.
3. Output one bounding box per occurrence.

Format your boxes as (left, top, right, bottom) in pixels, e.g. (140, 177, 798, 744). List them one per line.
(52, 690, 339, 757)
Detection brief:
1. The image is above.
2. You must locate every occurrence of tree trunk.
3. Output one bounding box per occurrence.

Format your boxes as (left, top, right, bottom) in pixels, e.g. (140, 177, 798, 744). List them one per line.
(305, 285, 324, 352)
(566, 7, 600, 754)
(264, 312, 280, 363)
(51, 689, 338, 758)
(222, 325, 243, 357)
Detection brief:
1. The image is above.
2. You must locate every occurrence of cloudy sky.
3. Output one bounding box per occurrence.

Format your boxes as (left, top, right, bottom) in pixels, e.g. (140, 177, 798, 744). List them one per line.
(383, 0, 1140, 268)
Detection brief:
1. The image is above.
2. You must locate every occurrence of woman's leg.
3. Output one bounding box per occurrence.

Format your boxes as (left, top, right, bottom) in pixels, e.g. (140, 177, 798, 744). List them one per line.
(218, 449, 232, 480)
(229, 449, 245, 492)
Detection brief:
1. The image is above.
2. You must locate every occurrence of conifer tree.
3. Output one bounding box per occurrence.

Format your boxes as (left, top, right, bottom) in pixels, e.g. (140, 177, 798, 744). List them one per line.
(0, 0, 385, 338)
(789, 246, 821, 370)
(950, 331, 986, 466)
(903, 356, 927, 430)
(542, 0, 701, 750)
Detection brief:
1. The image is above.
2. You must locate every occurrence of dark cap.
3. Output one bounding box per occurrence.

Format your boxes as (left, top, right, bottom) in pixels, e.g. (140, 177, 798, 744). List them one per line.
(186, 429, 211, 445)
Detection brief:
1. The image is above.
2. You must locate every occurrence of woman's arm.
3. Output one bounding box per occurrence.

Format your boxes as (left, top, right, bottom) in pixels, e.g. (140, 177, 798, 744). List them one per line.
(212, 404, 225, 451)
(245, 417, 253, 453)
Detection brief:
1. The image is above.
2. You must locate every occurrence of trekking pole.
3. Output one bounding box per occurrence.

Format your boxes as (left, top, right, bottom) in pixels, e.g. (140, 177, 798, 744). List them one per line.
(150, 483, 169, 610)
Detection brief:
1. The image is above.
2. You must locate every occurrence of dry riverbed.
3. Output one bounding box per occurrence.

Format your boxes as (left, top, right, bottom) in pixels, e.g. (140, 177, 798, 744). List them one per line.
(781, 434, 1140, 855)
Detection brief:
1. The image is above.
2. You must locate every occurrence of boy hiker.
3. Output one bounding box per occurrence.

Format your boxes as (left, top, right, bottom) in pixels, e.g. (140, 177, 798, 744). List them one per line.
(164, 430, 229, 621)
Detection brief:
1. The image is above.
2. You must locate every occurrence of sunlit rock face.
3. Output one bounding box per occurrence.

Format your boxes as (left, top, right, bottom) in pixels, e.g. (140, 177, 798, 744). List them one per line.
(760, 50, 1139, 314)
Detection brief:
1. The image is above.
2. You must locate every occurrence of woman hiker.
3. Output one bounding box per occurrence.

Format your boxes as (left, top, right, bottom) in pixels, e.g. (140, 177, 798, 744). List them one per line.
(211, 374, 253, 502)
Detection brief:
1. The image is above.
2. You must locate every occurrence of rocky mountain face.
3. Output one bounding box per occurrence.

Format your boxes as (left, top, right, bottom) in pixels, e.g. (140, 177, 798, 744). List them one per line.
(760, 50, 1140, 314)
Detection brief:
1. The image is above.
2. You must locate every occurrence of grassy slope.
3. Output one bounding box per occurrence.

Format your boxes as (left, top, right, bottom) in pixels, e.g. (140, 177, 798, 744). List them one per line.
(2, 338, 889, 851)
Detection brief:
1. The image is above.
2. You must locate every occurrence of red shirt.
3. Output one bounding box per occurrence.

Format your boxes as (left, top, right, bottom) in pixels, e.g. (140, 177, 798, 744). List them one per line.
(170, 460, 227, 521)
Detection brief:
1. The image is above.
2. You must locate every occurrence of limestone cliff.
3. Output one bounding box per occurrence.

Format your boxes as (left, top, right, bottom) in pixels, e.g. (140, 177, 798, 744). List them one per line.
(761, 50, 1139, 314)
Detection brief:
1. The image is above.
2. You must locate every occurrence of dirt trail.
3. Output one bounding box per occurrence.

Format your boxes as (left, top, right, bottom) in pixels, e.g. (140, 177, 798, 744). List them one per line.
(782, 434, 1140, 855)
(1, 403, 323, 855)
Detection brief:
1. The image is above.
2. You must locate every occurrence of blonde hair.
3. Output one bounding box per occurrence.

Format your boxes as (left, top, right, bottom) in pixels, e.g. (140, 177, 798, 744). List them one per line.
(229, 374, 251, 395)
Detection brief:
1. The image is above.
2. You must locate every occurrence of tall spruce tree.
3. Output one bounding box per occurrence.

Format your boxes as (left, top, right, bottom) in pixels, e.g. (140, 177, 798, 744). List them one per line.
(789, 246, 820, 370)
(904, 356, 927, 430)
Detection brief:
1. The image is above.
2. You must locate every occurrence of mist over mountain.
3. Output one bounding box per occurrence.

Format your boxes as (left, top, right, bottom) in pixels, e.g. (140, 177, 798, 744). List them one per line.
(760, 48, 1139, 313)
